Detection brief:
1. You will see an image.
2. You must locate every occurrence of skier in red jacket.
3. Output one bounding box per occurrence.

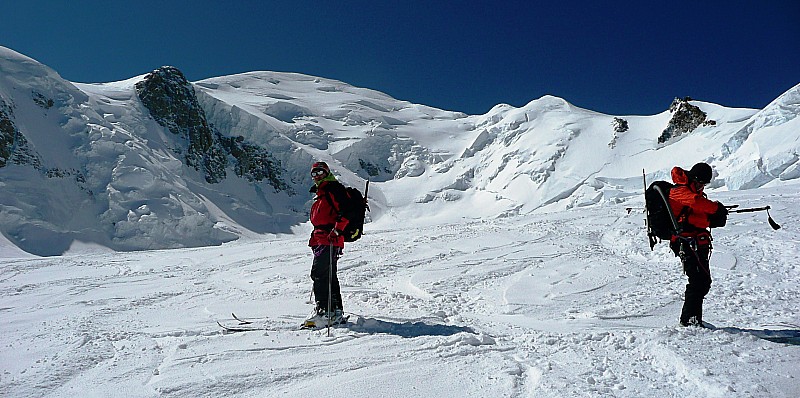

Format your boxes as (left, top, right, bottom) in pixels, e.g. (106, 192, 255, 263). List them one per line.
(668, 162, 728, 327)
(305, 161, 349, 327)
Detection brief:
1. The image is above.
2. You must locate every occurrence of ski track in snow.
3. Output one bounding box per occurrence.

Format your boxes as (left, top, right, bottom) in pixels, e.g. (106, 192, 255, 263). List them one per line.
(1, 193, 800, 397)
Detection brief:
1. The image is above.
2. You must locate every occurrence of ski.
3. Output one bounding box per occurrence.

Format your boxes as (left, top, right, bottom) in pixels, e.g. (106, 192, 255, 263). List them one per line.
(231, 312, 253, 325)
(217, 321, 268, 333)
(218, 312, 351, 332)
(218, 312, 274, 332)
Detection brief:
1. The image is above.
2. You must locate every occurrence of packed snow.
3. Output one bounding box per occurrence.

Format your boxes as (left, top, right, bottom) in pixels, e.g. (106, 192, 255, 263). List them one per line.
(1, 45, 799, 397)
(2, 182, 799, 397)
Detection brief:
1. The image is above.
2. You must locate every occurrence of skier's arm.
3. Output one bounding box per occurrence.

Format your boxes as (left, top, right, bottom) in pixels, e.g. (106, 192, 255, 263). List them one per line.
(671, 189, 720, 216)
(708, 203, 728, 228)
(328, 185, 350, 233)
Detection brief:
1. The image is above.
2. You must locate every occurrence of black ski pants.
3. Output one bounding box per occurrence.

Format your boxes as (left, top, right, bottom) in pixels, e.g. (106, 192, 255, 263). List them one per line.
(310, 245, 343, 312)
(672, 237, 712, 324)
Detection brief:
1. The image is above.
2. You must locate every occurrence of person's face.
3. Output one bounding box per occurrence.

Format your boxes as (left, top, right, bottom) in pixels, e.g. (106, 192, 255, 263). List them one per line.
(311, 168, 327, 182)
(693, 180, 706, 192)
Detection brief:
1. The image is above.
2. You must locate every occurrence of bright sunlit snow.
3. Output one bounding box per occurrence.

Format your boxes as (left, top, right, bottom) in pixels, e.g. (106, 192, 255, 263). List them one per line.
(1, 46, 799, 397)
(2, 188, 799, 397)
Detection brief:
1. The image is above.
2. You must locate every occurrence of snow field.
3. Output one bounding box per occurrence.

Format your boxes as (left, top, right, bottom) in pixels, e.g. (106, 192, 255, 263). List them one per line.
(2, 183, 799, 397)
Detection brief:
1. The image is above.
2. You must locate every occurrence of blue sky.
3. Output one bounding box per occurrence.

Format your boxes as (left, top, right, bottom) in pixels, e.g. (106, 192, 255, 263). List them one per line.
(3, 1, 798, 115)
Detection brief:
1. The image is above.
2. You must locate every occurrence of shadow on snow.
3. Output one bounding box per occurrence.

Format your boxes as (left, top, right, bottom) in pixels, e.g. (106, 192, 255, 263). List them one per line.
(719, 327, 800, 345)
(349, 316, 475, 338)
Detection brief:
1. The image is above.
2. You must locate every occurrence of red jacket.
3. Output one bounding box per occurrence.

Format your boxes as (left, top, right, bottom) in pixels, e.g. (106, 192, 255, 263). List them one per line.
(668, 166, 722, 231)
(309, 179, 350, 247)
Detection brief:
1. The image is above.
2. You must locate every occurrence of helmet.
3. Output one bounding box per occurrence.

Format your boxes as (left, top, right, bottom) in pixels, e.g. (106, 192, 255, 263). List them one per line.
(688, 162, 713, 184)
(311, 161, 330, 176)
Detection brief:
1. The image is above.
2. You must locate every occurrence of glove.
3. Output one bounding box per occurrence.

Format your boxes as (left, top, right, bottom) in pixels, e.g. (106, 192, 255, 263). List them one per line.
(327, 229, 341, 241)
(709, 203, 728, 228)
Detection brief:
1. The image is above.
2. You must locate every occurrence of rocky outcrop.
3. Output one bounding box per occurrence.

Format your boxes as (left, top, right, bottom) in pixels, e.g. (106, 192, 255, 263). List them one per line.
(612, 117, 629, 133)
(0, 98, 41, 169)
(31, 91, 54, 109)
(658, 97, 715, 143)
(0, 98, 15, 167)
(135, 66, 228, 183)
(217, 134, 292, 193)
(135, 66, 290, 190)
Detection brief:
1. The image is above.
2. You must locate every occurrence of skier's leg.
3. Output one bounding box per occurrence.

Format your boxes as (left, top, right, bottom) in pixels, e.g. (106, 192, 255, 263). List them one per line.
(694, 244, 712, 323)
(310, 245, 331, 312)
(680, 244, 712, 325)
(681, 270, 700, 323)
(679, 240, 701, 324)
(330, 248, 343, 311)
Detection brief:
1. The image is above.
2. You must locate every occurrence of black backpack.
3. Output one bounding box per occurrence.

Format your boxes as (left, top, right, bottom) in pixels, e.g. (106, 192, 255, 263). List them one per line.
(329, 181, 369, 242)
(644, 180, 683, 249)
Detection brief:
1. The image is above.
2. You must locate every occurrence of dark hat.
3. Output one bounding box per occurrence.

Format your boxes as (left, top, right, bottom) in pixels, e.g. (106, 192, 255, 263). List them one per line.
(688, 162, 713, 184)
(311, 161, 330, 174)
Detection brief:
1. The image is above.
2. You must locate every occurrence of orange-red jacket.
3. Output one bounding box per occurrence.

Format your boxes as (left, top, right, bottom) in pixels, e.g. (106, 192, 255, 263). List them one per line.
(308, 179, 349, 247)
(668, 166, 721, 231)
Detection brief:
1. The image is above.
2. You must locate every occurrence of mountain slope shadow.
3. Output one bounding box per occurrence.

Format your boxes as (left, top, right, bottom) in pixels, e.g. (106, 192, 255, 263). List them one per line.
(349, 316, 475, 338)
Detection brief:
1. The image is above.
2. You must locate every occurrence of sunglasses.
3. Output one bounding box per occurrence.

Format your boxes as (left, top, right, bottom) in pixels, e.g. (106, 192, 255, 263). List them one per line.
(311, 169, 327, 177)
(694, 181, 708, 190)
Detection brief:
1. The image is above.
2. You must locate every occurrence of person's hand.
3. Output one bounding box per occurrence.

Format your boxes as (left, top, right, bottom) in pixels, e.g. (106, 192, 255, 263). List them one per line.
(328, 229, 340, 241)
(709, 202, 728, 228)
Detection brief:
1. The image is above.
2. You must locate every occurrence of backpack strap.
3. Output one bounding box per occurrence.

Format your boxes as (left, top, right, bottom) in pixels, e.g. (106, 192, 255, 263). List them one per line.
(653, 183, 682, 236)
(667, 184, 693, 234)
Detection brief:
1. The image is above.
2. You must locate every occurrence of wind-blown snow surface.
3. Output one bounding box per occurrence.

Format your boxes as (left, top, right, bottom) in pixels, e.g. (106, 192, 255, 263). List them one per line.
(2, 184, 798, 397)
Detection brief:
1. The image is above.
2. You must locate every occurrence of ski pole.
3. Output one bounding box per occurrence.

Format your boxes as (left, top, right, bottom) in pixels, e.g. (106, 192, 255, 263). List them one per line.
(728, 206, 769, 213)
(327, 243, 333, 336)
(728, 205, 781, 230)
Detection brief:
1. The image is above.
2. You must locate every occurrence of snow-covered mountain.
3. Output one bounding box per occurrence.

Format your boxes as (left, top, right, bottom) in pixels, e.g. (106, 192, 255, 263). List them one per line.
(2, 47, 800, 398)
(1, 45, 798, 256)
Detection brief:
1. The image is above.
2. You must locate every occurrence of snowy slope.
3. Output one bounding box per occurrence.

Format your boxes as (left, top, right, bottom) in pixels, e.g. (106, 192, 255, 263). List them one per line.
(1, 184, 797, 397)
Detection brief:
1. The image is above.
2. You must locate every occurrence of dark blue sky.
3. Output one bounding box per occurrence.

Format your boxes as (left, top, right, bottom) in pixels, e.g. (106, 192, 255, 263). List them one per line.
(3, 1, 798, 115)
